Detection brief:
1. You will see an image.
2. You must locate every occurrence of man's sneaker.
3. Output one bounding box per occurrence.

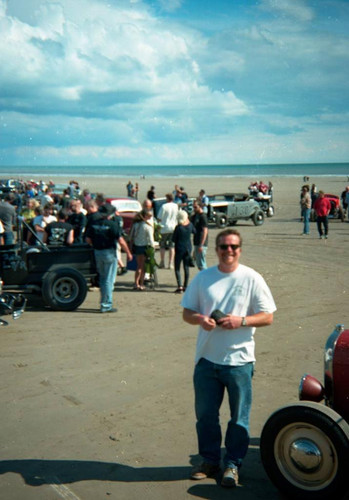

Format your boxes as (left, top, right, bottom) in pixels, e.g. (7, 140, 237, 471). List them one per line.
(100, 307, 118, 313)
(190, 462, 220, 480)
(158, 262, 165, 269)
(221, 467, 239, 487)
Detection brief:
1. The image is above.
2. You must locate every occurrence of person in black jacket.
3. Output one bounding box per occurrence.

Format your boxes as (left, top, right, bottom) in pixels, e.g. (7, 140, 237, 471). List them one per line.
(85, 204, 132, 313)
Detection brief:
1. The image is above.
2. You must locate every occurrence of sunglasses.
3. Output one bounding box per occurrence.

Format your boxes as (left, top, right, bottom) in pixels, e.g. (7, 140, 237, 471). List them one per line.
(218, 244, 241, 251)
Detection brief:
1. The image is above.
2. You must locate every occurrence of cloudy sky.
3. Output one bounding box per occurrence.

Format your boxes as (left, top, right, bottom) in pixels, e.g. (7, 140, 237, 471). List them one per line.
(0, 0, 348, 167)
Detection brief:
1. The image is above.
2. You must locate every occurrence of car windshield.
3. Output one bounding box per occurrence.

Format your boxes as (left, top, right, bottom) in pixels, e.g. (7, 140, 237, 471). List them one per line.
(110, 199, 141, 212)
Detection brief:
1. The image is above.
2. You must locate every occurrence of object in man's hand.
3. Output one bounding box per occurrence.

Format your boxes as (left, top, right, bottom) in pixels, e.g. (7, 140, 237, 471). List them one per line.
(210, 309, 228, 322)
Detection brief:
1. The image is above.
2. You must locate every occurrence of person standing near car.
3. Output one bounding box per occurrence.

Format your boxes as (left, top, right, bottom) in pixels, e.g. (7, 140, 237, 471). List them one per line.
(157, 193, 178, 269)
(43, 209, 74, 246)
(300, 185, 311, 235)
(191, 200, 208, 270)
(313, 191, 331, 239)
(85, 204, 132, 313)
(181, 228, 276, 488)
(198, 189, 209, 214)
(0, 193, 17, 245)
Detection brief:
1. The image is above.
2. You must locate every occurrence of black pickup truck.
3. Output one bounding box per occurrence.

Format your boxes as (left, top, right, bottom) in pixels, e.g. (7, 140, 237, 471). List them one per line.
(0, 220, 97, 311)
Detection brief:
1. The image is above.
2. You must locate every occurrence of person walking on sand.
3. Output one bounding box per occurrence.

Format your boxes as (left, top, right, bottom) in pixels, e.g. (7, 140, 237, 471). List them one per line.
(181, 228, 276, 488)
(313, 191, 331, 239)
(172, 210, 196, 293)
(300, 185, 311, 235)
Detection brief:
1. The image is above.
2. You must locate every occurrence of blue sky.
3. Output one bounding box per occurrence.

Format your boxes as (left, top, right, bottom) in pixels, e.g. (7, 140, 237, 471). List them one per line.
(0, 0, 348, 166)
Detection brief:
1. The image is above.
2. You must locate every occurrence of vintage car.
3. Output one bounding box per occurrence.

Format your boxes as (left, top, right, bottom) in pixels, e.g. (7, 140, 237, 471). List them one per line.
(0, 219, 97, 311)
(0, 279, 26, 326)
(260, 324, 349, 499)
(208, 193, 265, 227)
(310, 194, 345, 222)
(106, 197, 142, 237)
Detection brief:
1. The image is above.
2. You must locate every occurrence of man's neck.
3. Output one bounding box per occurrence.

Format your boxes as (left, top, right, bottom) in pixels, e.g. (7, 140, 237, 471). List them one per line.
(218, 262, 239, 273)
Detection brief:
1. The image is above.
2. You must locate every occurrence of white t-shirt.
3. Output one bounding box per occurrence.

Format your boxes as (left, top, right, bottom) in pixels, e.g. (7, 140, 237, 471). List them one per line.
(157, 202, 178, 234)
(131, 221, 154, 247)
(33, 214, 57, 242)
(181, 264, 276, 366)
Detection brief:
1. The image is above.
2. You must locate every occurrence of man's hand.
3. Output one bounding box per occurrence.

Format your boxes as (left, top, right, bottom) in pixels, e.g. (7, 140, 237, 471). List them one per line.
(216, 314, 242, 330)
(199, 315, 217, 331)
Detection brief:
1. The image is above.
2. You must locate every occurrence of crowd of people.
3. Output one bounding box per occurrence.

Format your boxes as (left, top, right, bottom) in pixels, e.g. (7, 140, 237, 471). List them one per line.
(0, 178, 212, 310)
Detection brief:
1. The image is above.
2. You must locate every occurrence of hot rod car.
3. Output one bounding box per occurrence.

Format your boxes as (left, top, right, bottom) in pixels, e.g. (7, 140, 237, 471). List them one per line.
(260, 324, 349, 499)
(207, 193, 265, 227)
(0, 219, 97, 311)
(310, 194, 345, 222)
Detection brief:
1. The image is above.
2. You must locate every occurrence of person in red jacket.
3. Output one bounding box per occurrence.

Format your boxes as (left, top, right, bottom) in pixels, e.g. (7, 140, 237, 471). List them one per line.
(313, 191, 331, 239)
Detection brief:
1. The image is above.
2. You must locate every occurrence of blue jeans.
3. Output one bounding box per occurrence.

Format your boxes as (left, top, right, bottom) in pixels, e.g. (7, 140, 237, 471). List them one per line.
(3, 232, 14, 245)
(193, 358, 253, 468)
(194, 245, 207, 270)
(94, 248, 117, 311)
(302, 208, 310, 234)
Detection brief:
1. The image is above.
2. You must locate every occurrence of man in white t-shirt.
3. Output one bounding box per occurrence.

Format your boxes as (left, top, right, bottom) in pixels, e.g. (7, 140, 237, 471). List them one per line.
(157, 193, 178, 269)
(181, 228, 276, 488)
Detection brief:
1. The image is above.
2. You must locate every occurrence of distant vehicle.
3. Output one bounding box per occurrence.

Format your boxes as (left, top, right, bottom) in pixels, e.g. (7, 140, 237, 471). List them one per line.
(0, 179, 22, 194)
(207, 193, 265, 227)
(260, 324, 349, 500)
(311, 194, 344, 221)
(106, 197, 142, 237)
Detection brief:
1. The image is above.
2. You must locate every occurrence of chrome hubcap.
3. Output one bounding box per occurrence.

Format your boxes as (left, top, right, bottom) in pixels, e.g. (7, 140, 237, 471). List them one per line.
(289, 439, 322, 472)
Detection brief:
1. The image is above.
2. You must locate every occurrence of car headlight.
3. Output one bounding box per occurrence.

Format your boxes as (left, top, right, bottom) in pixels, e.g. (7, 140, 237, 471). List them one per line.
(299, 374, 324, 402)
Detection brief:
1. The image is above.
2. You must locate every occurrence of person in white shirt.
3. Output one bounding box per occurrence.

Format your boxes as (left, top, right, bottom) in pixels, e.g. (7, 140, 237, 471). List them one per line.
(157, 193, 178, 269)
(182, 228, 276, 488)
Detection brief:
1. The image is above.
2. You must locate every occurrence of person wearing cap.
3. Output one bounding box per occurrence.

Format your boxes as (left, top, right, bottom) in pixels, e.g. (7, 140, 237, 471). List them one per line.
(85, 203, 132, 313)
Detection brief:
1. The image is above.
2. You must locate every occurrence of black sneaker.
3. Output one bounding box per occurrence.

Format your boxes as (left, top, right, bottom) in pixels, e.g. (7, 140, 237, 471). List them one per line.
(190, 462, 220, 480)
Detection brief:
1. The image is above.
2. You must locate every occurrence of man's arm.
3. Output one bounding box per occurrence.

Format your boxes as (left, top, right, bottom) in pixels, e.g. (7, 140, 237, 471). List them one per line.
(66, 229, 74, 245)
(200, 226, 208, 247)
(118, 235, 133, 261)
(183, 307, 216, 331)
(218, 311, 274, 330)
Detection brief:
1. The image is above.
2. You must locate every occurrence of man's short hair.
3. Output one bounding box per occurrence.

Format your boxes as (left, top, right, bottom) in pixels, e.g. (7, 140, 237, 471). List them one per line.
(58, 209, 68, 220)
(166, 193, 174, 202)
(216, 229, 242, 248)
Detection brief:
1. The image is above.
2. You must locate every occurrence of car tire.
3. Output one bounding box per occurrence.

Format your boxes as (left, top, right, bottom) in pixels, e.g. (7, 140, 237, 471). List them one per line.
(216, 213, 228, 228)
(260, 402, 349, 500)
(252, 210, 264, 226)
(42, 268, 88, 311)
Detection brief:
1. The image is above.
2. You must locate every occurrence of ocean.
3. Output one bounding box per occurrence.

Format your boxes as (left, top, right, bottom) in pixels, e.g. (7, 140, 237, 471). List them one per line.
(0, 163, 348, 179)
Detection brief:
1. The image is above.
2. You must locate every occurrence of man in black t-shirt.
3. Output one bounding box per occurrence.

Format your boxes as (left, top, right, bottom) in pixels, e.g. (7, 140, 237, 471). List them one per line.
(85, 204, 132, 313)
(43, 210, 74, 246)
(191, 200, 208, 270)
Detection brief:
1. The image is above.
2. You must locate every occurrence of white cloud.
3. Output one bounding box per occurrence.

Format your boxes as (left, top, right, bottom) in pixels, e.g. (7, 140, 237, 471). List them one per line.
(260, 0, 315, 22)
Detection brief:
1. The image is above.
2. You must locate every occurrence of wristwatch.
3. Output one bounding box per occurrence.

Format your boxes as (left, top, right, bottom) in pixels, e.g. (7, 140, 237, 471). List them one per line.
(241, 317, 247, 327)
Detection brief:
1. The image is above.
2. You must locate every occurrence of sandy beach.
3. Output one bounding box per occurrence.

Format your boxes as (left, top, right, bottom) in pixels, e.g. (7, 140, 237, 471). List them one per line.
(0, 175, 348, 500)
